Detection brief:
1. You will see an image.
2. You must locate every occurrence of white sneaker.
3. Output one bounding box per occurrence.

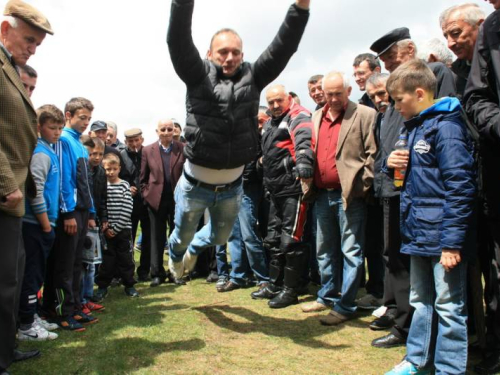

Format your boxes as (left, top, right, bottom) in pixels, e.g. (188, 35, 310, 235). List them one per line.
(18, 323, 58, 341)
(35, 313, 59, 331)
(169, 257, 184, 279)
(182, 251, 198, 274)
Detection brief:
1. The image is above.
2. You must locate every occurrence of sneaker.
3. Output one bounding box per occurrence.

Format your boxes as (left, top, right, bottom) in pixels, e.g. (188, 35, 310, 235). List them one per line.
(385, 360, 431, 375)
(18, 323, 58, 341)
(356, 293, 383, 310)
(206, 271, 219, 283)
(182, 251, 198, 274)
(84, 301, 105, 312)
(93, 287, 108, 302)
(81, 305, 92, 315)
(169, 257, 184, 280)
(216, 276, 228, 290)
(124, 286, 139, 297)
(34, 313, 59, 331)
(57, 316, 86, 332)
(73, 310, 99, 324)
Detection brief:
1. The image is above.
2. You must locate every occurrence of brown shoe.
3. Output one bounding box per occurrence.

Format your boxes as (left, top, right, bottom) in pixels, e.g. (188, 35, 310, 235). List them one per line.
(319, 310, 351, 326)
(217, 280, 241, 293)
(301, 301, 329, 313)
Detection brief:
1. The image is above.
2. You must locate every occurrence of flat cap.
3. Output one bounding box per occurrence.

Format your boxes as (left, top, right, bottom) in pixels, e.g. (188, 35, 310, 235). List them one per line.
(124, 128, 142, 138)
(90, 120, 107, 132)
(370, 27, 411, 58)
(3, 0, 53, 35)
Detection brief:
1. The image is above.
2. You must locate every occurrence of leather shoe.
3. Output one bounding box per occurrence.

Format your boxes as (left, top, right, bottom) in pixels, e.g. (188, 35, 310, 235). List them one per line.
(13, 349, 40, 362)
(369, 314, 395, 331)
(149, 277, 164, 287)
(217, 280, 241, 293)
(475, 352, 500, 374)
(268, 288, 298, 308)
(251, 284, 282, 300)
(371, 333, 405, 348)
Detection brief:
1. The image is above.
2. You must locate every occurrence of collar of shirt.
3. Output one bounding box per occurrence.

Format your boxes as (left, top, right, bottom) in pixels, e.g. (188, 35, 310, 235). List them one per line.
(158, 141, 172, 153)
(322, 103, 345, 123)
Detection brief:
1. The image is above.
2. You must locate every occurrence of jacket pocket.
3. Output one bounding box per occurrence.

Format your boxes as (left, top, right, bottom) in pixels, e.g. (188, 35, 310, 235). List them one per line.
(412, 206, 443, 244)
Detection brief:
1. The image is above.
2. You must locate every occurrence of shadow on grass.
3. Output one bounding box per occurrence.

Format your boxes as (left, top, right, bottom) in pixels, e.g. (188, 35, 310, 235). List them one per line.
(194, 304, 349, 349)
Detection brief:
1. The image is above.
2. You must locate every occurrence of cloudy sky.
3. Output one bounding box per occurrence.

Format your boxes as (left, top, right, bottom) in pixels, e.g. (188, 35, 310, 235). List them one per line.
(12, 0, 494, 143)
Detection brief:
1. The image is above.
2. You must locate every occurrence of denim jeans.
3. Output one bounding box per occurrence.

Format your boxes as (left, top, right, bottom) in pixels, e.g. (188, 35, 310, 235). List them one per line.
(229, 183, 269, 286)
(315, 190, 366, 314)
(215, 244, 230, 278)
(80, 263, 95, 304)
(406, 256, 468, 375)
(169, 174, 243, 262)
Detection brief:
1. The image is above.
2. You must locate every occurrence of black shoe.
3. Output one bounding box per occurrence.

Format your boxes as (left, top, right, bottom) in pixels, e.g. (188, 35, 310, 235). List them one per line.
(206, 271, 219, 283)
(137, 275, 151, 282)
(371, 333, 406, 348)
(150, 277, 164, 287)
(125, 286, 139, 297)
(369, 314, 395, 331)
(251, 283, 281, 300)
(92, 287, 108, 302)
(217, 280, 241, 293)
(475, 352, 500, 374)
(13, 349, 40, 362)
(268, 288, 298, 309)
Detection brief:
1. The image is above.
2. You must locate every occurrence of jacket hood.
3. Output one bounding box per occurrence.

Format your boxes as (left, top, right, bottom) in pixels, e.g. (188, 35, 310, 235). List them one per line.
(420, 96, 462, 116)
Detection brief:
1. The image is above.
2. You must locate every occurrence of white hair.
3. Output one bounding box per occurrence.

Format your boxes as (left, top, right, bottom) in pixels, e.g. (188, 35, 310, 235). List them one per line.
(440, 3, 485, 28)
(1, 15, 18, 28)
(106, 121, 118, 132)
(417, 38, 454, 65)
(322, 71, 351, 90)
(397, 39, 418, 55)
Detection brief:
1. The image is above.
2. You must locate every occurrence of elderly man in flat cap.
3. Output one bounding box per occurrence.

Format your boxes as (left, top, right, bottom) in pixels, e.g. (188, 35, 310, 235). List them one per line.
(367, 27, 456, 350)
(0, 0, 53, 372)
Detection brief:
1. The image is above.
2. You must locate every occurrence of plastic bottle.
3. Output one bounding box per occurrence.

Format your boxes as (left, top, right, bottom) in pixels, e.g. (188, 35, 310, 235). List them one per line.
(393, 133, 408, 189)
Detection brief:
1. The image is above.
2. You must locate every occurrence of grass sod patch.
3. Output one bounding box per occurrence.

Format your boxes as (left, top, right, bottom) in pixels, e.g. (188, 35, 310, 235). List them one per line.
(13, 276, 412, 375)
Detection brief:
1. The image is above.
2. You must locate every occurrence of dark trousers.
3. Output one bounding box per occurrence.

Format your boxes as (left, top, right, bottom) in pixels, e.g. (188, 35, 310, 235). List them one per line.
(382, 196, 413, 339)
(364, 200, 385, 298)
(132, 204, 151, 279)
(96, 229, 135, 288)
(148, 198, 175, 279)
(19, 223, 55, 325)
(0, 212, 24, 371)
(43, 210, 89, 317)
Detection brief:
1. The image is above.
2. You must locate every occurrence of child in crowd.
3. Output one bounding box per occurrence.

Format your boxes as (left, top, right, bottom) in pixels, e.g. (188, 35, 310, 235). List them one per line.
(18, 105, 64, 341)
(384, 59, 476, 375)
(42, 97, 98, 332)
(80, 136, 108, 313)
(94, 153, 138, 299)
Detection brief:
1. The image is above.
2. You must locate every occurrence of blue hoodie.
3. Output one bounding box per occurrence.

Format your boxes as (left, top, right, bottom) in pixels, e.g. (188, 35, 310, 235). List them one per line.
(55, 127, 95, 219)
(399, 97, 476, 260)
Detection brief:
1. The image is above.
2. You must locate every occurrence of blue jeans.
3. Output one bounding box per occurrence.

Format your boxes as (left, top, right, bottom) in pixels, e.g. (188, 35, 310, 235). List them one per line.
(229, 183, 269, 286)
(406, 256, 468, 375)
(215, 244, 230, 278)
(80, 263, 96, 304)
(315, 190, 366, 314)
(169, 174, 243, 262)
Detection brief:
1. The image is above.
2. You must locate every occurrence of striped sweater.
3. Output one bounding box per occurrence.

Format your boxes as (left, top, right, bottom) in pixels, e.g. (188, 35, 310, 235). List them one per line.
(107, 179, 133, 233)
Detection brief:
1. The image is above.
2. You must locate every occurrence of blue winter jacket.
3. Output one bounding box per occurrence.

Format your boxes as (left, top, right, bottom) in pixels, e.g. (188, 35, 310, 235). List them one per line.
(399, 97, 476, 260)
(55, 128, 95, 219)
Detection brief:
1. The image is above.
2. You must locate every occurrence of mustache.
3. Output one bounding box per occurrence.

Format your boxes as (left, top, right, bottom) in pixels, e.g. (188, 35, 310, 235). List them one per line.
(378, 101, 390, 108)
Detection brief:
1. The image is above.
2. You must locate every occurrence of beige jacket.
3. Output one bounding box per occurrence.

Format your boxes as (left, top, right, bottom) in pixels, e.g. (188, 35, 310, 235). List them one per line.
(312, 100, 377, 210)
(0, 47, 38, 217)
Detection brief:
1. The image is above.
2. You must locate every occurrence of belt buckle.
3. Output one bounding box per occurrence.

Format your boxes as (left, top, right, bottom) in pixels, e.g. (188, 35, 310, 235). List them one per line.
(214, 184, 226, 192)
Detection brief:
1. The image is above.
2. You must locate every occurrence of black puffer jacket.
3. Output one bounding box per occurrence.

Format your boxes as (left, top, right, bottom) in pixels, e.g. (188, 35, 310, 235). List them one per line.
(261, 103, 314, 198)
(167, 0, 309, 169)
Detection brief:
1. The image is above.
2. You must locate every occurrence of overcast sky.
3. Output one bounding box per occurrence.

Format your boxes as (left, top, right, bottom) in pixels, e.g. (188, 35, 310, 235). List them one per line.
(13, 0, 494, 144)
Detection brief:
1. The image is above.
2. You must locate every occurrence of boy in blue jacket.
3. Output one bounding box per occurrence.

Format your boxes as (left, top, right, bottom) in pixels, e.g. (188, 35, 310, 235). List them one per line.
(18, 105, 64, 342)
(42, 98, 98, 332)
(384, 59, 476, 375)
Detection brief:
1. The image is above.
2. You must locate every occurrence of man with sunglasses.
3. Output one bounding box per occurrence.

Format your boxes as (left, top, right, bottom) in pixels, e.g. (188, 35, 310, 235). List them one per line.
(140, 119, 185, 286)
(166, 0, 311, 279)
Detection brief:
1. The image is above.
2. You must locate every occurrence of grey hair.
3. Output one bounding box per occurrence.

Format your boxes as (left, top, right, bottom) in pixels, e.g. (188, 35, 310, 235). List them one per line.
(417, 38, 454, 65)
(366, 72, 390, 88)
(439, 3, 485, 28)
(106, 121, 118, 132)
(397, 39, 418, 55)
(2, 16, 18, 28)
(322, 71, 351, 90)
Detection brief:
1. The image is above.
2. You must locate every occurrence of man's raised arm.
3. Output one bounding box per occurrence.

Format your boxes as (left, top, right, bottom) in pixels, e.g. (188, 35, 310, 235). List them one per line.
(253, 2, 310, 91)
(167, 0, 206, 85)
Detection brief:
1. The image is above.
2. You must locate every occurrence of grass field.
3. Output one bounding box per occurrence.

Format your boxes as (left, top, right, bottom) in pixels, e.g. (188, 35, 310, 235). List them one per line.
(12, 255, 482, 375)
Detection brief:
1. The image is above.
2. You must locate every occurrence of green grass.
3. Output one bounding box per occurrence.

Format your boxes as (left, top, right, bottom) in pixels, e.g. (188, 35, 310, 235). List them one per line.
(12, 254, 481, 374)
